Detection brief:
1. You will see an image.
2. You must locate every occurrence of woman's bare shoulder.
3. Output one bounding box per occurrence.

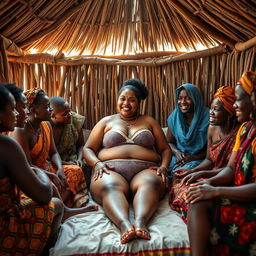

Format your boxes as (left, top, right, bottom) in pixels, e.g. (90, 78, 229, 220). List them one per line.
(98, 114, 118, 125)
(0, 134, 19, 152)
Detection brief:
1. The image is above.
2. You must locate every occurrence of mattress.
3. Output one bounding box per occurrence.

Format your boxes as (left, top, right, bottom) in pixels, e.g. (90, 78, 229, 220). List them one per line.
(50, 195, 190, 256)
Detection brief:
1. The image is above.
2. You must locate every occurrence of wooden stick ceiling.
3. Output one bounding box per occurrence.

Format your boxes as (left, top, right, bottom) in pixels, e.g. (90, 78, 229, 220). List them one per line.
(1, 0, 255, 57)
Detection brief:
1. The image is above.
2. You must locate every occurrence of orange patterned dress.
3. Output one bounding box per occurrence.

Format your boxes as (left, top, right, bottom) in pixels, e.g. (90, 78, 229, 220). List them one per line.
(30, 121, 88, 208)
(0, 176, 55, 255)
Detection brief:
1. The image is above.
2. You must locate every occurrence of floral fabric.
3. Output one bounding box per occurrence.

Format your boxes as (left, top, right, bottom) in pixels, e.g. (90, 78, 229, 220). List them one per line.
(210, 121, 256, 255)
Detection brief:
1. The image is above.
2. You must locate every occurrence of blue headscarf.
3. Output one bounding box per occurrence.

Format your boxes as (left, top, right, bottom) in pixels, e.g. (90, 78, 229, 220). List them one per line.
(167, 83, 209, 173)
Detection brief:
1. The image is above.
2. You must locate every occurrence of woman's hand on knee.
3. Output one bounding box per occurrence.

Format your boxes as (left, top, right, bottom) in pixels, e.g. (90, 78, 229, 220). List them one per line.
(149, 166, 168, 188)
(93, 162, 113, 181)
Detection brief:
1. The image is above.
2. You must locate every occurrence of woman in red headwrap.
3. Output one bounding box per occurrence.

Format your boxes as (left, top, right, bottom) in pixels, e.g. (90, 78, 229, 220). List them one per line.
(186, 71, 256, 256)
(169, 86, 241, 221)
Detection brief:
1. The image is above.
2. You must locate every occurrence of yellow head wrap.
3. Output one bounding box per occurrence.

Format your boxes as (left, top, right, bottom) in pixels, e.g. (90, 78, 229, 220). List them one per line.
(237, 71, 256, 95)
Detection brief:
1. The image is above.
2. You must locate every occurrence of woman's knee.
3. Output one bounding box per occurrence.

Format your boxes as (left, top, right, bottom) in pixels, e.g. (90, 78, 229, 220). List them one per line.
(132, 171, 162, 189)
(188, 200, 213, 216)
(102, 181, 128, 194)
(91, 179, 129, 197)
(52, 197, 64, 216)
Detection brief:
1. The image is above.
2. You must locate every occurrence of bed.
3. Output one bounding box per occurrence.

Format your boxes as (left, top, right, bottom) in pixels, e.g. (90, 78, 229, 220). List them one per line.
(50, 195, 191, 256)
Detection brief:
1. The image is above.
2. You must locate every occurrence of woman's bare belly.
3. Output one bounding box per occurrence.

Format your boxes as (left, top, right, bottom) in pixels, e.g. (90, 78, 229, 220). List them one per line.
(97, 144, 160, 162)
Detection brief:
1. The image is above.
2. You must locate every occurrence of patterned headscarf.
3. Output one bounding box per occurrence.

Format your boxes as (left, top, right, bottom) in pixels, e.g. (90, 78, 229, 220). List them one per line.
(214, 85, 236, 115)
(237, 71, 256, 95)
(24, 88, 45, 107)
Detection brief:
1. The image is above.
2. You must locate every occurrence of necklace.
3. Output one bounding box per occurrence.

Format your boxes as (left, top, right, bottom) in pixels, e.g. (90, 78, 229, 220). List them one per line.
(27, 120, 41, 137)
(119, 114, 139, 127)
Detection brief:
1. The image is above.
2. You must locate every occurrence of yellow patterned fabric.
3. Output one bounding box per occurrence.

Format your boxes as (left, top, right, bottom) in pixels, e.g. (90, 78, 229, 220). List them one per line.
(24, 88, 45, 107)
(214, 85, 236, 115)
(237, 71, 256, 95)
(0, 177, 55, 255)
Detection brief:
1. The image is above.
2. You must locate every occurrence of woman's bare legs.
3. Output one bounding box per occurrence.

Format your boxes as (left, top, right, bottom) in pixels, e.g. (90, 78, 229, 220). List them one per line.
(187, 200, 213, 256)
(90, 171, 135, 243)
(131, 169, 165, 239)
(41, 197, 64, 256)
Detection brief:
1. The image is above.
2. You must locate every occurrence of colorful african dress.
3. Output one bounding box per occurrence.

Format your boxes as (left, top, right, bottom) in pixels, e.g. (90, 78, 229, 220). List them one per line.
(0, 176, 55, 255)
(210, 121, 256, 255)
(57, 112, 85, 163)
(169, 127, 238, 222)
(30, 121, 88, 208)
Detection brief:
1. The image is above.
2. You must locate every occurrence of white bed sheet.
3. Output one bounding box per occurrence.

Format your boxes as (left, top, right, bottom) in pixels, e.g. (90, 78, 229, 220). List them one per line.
(50, 195, 190, 256)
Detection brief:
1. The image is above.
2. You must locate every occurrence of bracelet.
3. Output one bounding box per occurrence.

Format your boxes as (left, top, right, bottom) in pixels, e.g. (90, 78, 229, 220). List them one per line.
(93, 161, 101, 168)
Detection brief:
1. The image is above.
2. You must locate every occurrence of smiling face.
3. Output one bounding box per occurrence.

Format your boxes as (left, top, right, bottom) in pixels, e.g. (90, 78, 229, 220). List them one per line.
(177, 89, 194, 114)
(117, 89, 139, 119)
(209, 98, 229, 126)
(0, 93, 18, 132)
(234, 84, 253, 123)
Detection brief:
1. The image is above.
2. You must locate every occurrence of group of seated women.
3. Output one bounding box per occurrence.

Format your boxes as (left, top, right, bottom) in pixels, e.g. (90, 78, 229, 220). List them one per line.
(167, 71, 256, 255)
(1, 71, 256, 255)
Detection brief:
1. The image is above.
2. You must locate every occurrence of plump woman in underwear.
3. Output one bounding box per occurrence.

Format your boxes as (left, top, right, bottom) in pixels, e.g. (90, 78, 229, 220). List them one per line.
(83, 78, 171, 244)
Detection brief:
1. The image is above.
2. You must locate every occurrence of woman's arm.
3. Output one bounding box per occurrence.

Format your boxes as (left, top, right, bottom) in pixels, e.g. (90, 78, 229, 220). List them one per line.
(150, 117, 172, 185)
(83, 118, 111, 180)
(83, 118, 106, 167)
(9, 127, 34, 165)
(205, 151, 237, 186)
(76, 120, 86, 165)
(1, 136, 53, 204)
(47, 122, 67, 187)
(186, 182, 256, 204)
(188, 125, 215, 172)
(166, 127, 179, 155)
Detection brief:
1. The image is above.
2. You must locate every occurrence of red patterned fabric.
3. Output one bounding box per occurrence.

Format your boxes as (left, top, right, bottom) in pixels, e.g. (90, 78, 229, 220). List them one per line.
(169, 127, 238, 221)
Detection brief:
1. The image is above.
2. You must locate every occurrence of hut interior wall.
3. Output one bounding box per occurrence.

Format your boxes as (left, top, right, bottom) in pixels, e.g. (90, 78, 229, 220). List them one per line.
(8, 46, 256, 129)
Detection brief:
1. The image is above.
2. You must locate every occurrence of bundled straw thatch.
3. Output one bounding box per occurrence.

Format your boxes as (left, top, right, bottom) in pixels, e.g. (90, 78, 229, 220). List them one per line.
(0, 0, 256, 127)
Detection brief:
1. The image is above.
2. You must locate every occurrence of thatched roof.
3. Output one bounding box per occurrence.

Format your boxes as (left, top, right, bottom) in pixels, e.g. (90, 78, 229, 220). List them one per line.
(1, 0, 256, 57)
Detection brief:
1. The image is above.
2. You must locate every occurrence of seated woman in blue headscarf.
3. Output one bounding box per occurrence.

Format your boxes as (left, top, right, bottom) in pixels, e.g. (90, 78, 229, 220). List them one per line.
(166, 83, 209, 179)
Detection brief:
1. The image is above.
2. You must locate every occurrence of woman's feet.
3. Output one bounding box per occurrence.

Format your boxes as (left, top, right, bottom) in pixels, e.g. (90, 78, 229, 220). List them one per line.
(135, 227, 151, 240)
(134, 219, 151, 240)
(120, 227, 136, 244)
(120, 222, 136, 244)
